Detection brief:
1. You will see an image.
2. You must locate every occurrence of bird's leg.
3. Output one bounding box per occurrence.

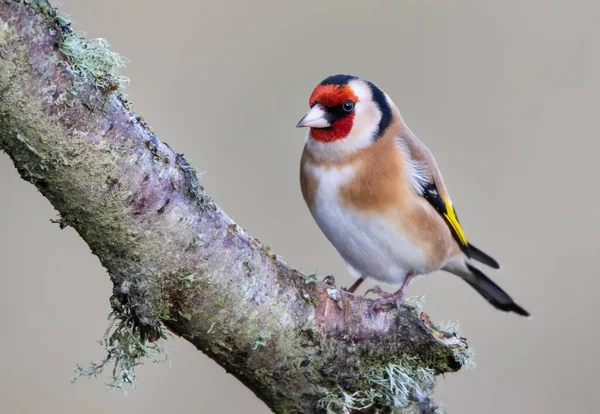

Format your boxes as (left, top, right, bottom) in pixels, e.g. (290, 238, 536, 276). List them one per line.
(369, 273, 414, 318)
(343, 277, 365, 294)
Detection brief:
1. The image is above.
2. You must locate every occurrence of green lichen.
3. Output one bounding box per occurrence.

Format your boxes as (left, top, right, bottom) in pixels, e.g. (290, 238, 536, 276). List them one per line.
(71, 312, 167, 393)
(11, 0, 53, 14)
(1, 4, 471, 409)
(251, 331, 272, 350)
(15, 1, 129, 94)
(303, 273, 318, 284)
(0, 3, 176, 395)
(210, 294, 228, 310)
(59, 31, 129, 93)
(180, 272, 199, 289)
(11, 0, 71, 28)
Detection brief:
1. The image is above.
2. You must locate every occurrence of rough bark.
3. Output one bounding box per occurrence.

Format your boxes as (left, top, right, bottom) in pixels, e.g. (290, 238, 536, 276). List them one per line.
(0, 3, 470, 413)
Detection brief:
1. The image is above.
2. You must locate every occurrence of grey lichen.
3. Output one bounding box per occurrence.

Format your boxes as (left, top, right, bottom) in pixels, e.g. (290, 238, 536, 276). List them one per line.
(59, 31, 129, 93)
(433, 319, 476, 369)
(71, 312, 168, 393)
(403, 295, 426, 315)
(371, 364, 434, 409)
(316, 357, 442, 413)
(452, 346, 476, 370)
(434, 319, 461, 336)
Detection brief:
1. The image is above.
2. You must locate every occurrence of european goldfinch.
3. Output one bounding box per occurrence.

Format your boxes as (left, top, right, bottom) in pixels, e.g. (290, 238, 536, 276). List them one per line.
(296, 74, 529, 317)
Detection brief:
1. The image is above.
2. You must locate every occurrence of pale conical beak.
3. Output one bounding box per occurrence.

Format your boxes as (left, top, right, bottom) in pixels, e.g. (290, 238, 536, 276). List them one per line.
(296, 104, 331, 128)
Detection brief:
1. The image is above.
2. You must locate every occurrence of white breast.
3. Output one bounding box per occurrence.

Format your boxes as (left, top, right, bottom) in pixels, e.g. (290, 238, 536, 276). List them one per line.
(304, 163, 431, 286)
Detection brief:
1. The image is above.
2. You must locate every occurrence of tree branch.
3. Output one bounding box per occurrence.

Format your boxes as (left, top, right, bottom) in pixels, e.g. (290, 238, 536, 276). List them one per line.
(0, 3, 471, 413)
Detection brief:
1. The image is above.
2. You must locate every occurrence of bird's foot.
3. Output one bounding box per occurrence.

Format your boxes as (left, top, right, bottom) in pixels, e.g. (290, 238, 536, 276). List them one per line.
(322, 274, 336, 287)
(365, 285, 392, 298)
(368, 289, 406, 318)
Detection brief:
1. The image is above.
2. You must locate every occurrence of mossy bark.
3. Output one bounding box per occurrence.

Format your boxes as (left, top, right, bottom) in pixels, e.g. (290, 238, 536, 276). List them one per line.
(0, 3, 469, 413)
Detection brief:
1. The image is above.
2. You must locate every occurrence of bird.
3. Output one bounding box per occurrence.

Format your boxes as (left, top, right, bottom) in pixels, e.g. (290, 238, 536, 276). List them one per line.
(296, 74, 529, 317)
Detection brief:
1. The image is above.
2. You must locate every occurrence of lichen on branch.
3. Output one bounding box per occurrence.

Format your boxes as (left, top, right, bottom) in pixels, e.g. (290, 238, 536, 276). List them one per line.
(59, 31, 129, 93)
(0, 2, 472, 413)
(71, 311, 168, 392)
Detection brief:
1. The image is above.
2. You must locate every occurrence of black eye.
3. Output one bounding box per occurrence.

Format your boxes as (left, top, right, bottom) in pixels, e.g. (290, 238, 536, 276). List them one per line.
(342, 100, 355, 112)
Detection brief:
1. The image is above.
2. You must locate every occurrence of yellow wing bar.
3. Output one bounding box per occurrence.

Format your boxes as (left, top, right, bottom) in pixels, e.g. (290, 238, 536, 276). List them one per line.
(443, 201, 468, 247)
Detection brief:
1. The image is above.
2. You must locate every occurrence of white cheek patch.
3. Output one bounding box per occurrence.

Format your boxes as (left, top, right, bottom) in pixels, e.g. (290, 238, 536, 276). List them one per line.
(350, 103, 381, 146)
(345, 79, 382, 149)
(305, 80, 383, 162)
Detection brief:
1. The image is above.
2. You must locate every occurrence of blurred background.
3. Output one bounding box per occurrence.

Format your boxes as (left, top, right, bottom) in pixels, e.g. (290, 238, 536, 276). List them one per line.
(1, 0, 598, 412)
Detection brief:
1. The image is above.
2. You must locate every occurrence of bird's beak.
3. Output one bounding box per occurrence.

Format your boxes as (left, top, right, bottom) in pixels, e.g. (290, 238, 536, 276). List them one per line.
(296, 104, 330, 128)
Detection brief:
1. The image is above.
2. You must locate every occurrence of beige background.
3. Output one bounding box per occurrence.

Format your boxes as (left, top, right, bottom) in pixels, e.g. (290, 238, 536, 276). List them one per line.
(1, 0, 598, 413)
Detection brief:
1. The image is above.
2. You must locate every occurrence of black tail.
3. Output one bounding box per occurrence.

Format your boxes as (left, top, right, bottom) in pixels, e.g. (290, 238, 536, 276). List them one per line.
(463, 263, 530, 317)
(467, 243, 501, 269)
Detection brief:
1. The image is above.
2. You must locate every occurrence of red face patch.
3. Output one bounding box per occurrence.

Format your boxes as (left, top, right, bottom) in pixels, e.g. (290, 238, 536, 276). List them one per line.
(308, 84, 359, 142)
